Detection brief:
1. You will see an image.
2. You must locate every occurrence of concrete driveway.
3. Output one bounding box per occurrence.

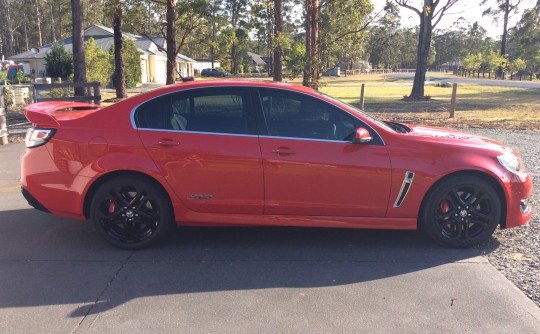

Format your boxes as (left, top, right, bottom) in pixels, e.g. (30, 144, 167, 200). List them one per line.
(1, 143, 540, 333)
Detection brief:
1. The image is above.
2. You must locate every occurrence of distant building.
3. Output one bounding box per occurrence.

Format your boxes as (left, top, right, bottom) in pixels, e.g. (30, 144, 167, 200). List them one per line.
(9, 24, 196, 84)
(438, 61, 462, 72)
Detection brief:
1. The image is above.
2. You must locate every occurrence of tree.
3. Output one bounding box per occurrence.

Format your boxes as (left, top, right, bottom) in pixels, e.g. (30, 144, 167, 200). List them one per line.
(120, 38, 142, 88)
(303, 0, 320, 89)
(113, 0, 127, 98)
(71, 0, 87, 95)
(395, 0, 459, 100)
(463, 52, 483, 76)
(85, 38, 113, 85)
(223, 0, 248, 74)
(44, 43, 74, 79)
(508, 2, 540, 72)
(273, 0, 283, 81)
(481, 0, 523, 56)
(484, 50, 507, 78)
(165, 0, 177, 84)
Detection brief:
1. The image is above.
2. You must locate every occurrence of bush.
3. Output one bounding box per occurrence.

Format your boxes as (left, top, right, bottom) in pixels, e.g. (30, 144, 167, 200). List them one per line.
(109, 38, 142, 89)
(85, 38, 113, 86)
(45, 44, 74, 79)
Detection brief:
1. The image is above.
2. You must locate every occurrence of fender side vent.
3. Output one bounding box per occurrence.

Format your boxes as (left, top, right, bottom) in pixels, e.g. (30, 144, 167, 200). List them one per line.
(393, 171, 415, 208)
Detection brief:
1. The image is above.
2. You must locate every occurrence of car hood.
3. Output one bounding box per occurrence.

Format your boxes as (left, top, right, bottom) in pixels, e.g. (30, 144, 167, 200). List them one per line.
(405, 124, 513, 152)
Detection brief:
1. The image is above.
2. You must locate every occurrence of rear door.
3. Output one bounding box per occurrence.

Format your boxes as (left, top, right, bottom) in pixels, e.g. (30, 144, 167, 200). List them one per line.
(135, 87, 264, 214)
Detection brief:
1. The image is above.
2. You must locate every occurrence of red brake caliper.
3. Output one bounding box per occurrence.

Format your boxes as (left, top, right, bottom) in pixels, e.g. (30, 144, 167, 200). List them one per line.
(107, 201, 116, 214)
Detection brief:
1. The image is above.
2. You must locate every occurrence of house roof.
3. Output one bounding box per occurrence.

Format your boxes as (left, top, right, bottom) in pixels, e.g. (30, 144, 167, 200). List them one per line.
(9, 24, 195, 63)
(247, 52, 267, 66)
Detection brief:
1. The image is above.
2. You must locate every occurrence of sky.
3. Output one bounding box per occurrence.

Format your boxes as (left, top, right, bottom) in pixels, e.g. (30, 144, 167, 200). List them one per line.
(370, 0, 538, 39)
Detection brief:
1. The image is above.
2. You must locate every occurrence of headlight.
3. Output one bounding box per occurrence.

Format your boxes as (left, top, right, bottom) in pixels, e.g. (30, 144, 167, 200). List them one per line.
(497, 154, 522, 175)
(25, 128, 56, 148)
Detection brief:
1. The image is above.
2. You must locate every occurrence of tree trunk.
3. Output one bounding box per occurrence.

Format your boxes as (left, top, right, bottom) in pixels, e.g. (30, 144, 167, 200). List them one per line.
(302, 0, 319, 89)
(113, 0, 126, 98)
(36, 0, 43, 46)
(273, 0, 283, 81)
(166, 0, 177, 85)
(501, 0, 510, 55)
(302, 0, 312, 87)
(231, 42, 237, 73)
(71, 0, 86, 96)
(50, 0, 57, 42)
(23, 13, 29, 51)
(310, 0, 319, 90)
(409, 4, 432, 99)
(3, 0, 14, 56)
(58, 1, 63, 39)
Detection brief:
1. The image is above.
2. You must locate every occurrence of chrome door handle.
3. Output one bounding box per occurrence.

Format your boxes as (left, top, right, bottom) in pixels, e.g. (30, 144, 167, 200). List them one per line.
(271, 147, 295, 155)
(156, 139, 180, 146)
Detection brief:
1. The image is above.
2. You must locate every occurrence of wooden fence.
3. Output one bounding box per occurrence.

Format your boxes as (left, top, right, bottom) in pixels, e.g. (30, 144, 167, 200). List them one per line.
(33, 81, 101, 104)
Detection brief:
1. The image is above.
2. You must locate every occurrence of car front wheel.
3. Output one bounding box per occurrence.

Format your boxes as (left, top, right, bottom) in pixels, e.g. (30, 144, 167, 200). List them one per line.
(422, 175, 501, 248)
(90, 175, 172, 249)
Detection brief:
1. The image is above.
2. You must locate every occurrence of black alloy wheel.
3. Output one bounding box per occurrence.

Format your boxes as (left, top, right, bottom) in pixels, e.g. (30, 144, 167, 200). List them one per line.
(422, 176, 501, 248)
(90, 175, 172, 249)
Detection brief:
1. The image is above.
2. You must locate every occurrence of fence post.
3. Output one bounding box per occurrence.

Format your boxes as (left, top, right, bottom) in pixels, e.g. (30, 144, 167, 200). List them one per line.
(449, 83, 458, 118)
(0, 87, 8, 145)
(359, 83, 365, 111)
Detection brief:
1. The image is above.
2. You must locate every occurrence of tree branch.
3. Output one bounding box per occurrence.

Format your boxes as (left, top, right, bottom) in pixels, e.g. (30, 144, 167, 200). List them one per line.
(433, 0, 459, 28)
(330, 7, 386, 44)
(394, 0, 421, 17)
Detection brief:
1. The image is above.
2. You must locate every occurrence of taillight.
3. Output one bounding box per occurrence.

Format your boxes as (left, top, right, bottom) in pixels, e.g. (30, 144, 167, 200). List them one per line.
(25, 128, 56, 148)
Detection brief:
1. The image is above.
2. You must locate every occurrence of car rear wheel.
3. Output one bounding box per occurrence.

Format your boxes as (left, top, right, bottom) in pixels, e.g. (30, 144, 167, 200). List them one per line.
(90, 175, 172, 249)
(422, 176, 501, 248)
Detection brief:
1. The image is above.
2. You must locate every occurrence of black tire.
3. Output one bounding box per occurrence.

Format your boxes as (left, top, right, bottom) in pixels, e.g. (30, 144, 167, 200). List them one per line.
(421, 175, 501, 248)
(90, 175, 173, 249)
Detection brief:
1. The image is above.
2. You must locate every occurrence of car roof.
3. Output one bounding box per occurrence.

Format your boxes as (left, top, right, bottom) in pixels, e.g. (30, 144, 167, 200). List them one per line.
(141, 80, 316, 99)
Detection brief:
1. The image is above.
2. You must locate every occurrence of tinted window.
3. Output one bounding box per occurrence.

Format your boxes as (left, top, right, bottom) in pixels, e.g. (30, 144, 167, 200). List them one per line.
(135, 88, 253, 135)
(135, 94, 171, 130)
(259, 89, 357, 141)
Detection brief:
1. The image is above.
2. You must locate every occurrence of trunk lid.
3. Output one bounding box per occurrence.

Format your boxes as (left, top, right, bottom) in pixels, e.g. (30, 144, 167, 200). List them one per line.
(24, 102, 102, 127)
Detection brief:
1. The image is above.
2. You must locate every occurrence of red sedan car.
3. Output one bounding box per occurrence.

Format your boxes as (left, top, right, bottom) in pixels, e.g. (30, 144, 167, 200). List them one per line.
(21, 80, 533, 249)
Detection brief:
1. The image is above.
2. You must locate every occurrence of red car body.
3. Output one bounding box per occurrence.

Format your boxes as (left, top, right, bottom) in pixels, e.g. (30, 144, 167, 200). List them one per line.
(20, 80, 533, 248)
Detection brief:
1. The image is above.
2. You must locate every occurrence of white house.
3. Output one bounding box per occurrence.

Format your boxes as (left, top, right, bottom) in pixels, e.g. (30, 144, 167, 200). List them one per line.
(9, 24, 196, 84)
(193, 58, 221, 76)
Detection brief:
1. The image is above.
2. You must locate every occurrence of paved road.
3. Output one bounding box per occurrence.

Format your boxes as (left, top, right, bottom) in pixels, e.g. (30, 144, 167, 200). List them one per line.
(1, 143, 540, 333)
(389, 73, 540, 89)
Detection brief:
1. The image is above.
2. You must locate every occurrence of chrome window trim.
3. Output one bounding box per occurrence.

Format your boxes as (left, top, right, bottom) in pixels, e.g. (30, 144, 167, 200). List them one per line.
(136, 127, 260, 138)
(129, 84, 385, 145)
(393, 171, 415, 208)
(136, 127, 351, 143)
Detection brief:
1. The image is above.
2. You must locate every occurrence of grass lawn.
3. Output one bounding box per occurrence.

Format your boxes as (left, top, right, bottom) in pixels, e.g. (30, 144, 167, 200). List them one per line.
(315, 75, 540, 131)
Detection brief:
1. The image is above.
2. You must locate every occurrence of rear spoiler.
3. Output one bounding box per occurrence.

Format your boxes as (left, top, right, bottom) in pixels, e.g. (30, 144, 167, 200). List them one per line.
(25, 102, 101, 127)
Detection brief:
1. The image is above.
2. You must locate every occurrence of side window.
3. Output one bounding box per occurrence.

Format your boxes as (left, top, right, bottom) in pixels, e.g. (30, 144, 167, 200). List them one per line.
(135, 94, 171, 129)
(171, 89, 252, 135)
(135, 88, 253, 135)
(259, 89, 357, 141)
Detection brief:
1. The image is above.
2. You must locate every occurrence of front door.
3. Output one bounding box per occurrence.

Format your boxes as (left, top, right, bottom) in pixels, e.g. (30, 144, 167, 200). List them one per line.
(257, 88, 392, 217)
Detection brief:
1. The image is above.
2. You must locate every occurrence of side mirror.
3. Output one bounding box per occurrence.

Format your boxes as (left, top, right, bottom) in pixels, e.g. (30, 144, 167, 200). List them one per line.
(352, 127, 372, 144)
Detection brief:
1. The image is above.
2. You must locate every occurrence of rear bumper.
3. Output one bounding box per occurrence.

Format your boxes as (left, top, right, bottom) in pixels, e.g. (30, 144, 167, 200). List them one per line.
(21, 186, 50, 213)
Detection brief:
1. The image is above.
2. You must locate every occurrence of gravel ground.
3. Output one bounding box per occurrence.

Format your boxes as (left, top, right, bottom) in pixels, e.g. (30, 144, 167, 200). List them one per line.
(464, 128, 540, 308)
